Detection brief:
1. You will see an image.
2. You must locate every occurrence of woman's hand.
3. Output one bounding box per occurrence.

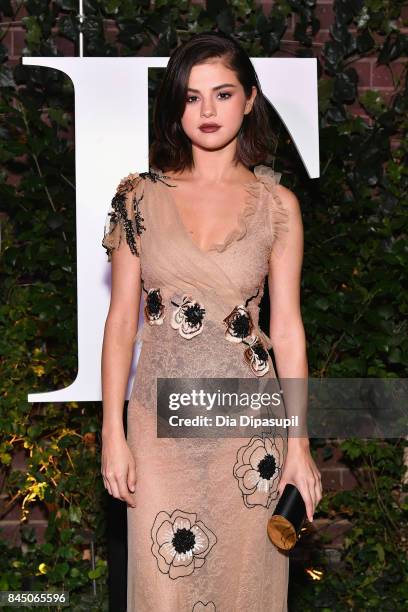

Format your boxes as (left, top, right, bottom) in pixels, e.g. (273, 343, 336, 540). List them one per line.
(101, 431, 137, 507)
(277, 438, 322, 522)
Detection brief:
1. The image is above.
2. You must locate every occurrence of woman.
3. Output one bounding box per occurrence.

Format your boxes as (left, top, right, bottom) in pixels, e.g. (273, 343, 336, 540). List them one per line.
(101, 31, 322, 612)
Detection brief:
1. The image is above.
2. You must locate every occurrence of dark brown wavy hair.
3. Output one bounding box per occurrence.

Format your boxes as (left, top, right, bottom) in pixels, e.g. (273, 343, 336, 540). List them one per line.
(149, 31, 278, 173)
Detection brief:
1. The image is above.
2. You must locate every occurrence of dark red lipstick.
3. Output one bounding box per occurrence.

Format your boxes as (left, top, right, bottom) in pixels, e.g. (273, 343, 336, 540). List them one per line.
(199, 123, 221, 133)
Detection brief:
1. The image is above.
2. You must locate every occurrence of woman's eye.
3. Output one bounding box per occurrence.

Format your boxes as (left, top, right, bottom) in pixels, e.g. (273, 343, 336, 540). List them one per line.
(186, 92, 232, 103)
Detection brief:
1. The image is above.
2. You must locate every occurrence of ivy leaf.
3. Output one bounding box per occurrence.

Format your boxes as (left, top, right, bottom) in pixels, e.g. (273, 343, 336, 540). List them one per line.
(48, 108, 70, 128)
(324, 40, 344, 71)
(21, 16, 42, 49)
(0, 65, 15, 88)
(375, 542, 385, 563)
(334, 70, 358, 102)
(318, 78, 335, 113)
(359, 90, 387, 117)
(356, 28, 375, 53)
(69, 505, 82, 524)
(378, 32, 405, 64)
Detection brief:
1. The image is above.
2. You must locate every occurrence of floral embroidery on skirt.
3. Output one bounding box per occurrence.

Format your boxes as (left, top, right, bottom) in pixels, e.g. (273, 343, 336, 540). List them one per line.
(233, 432, 284, 508)
(150, 509, 217, 579)
(192, 601, 216, 611)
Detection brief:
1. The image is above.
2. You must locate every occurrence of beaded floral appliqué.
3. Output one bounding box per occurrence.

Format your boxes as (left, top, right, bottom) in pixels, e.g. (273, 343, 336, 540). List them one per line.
(144, 288, 166, 325)
(171, 294, 206, 339)
(243, 335, 270, 377)
(223, 287, 270, 377)
(102, 169, 176, 260)
(102, 177, 145, 259)
(141, 280, 166, 325)
(223, 304, 254, 343)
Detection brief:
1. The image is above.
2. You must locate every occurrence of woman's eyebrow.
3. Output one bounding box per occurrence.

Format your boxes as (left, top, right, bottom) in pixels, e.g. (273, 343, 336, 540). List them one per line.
(187, 83, 237, 92)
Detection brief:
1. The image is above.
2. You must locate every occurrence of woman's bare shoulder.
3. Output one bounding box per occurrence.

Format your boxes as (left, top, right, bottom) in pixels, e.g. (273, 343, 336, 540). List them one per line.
(273, 183, 301, 216)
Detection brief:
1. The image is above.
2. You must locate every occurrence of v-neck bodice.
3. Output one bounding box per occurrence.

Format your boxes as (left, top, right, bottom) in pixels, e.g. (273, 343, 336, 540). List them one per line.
(150, 167, 266, 255)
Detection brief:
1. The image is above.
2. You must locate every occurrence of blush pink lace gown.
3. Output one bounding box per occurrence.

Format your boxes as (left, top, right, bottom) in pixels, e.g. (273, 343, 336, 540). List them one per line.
(102, 165, 290, 612)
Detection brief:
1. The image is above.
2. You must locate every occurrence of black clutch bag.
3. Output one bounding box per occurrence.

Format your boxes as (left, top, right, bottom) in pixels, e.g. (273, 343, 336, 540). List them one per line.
(267, 483, 307, 550)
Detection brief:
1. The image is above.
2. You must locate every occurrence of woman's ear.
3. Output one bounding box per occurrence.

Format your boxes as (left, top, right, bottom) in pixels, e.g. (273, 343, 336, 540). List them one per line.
(244, 86, 257, 115)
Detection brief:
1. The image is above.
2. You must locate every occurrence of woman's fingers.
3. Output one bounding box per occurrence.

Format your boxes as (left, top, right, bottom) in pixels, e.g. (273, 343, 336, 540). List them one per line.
(279, 454, 324, 523)
(307, 470, 323, 519)
(106, 473, 121, 501)
(300, 470, 321, 521)
(102, 474, 112, 496)
(101, 440, 137, 505)
(314, 470, 323, 506)
(103, 471, 137, 507)
(298, 482, 314, 522)
(117, 475, 137, 507)
(127, 463, 137, 494)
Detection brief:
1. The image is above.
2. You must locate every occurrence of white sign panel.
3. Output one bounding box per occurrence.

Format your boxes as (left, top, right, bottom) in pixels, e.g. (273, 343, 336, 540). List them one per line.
(21, 57, 320, 402)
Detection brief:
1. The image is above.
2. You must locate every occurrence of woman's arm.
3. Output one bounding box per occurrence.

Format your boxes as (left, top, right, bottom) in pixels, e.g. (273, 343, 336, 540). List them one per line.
(268, 184, 322, 521)
(101, 239, 142, 506)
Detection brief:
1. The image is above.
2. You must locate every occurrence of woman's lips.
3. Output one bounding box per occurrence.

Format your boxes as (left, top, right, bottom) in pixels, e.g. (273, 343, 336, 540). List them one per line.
(199, 125, 221, 133)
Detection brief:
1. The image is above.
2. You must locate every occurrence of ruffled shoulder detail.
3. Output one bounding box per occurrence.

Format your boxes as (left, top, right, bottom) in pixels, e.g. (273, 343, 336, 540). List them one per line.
(102, 172, 146, 262)
(209, 166, 269, 253)
(211, 178, 260, 253)
(253, 164, 290, 258)
(253, 164, 282, 185)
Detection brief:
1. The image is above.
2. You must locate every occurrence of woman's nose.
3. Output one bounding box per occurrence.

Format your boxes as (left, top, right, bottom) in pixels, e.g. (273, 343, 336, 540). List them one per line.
(200, 99, 216, 117)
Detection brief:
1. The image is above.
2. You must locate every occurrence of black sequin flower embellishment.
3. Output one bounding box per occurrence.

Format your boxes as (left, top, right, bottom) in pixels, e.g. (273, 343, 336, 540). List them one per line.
(222, 288, 270, 377)
(171, 294, 206, 339)
(223, 304, 254, 343)
(144, 288, 165, 325)
(139, 170, 177, 188)
(243, 335, 270, 377)
(102, 172, 146, 260)
(151, 509, 217, 579)
(233, 432, 284, 508)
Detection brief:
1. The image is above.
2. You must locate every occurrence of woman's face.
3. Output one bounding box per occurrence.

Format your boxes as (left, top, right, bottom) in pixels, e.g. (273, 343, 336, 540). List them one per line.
(180, 59, 257, 151)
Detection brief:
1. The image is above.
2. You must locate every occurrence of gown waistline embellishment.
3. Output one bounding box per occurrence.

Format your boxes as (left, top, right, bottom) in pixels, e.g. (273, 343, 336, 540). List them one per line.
(142, 281, 270, 377)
